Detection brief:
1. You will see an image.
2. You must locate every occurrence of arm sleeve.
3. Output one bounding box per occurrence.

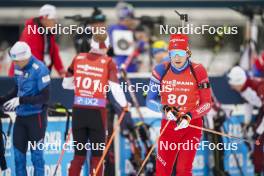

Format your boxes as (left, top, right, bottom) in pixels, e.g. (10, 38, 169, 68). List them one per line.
(62, 77, 75, 90)
(109, 81, 128, 107)
(257, 81, 264, 105)
(243, 104, 253, 124)
(146, 64, 166, 112)
(189, 65, 212, 119)
(146, 79, 162, 112)
(0, 86, 18, 105)
(20, 86, 50, 105)
(256, 116, 264, 135)
(66, 57, 76, 77)
(62, 57, 76, 90)
(108, 59, 128, 107)
(108, 59, 119, 83)
(37, 67, 51, 91)
(19, 67, 51, 105)
(241, 87, 262, 108)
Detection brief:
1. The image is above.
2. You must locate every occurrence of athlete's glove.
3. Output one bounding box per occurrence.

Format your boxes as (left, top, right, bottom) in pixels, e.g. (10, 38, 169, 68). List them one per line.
(162, 105, 179, 120)
(62, 76, 75, 90)
(120, 63, 126, 70)
(123, 106, 129, 112)
(123, 103, 131, 112)
(3, 97, 20, 111)
(174, 113, 192, 131)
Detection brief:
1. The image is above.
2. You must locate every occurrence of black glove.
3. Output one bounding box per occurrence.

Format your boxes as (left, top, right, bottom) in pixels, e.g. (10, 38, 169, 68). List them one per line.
(253, 133, 260, 140)
(162, 105, 179, 117)
(0, 97, 5, 106)
(214, 108, 226, 129)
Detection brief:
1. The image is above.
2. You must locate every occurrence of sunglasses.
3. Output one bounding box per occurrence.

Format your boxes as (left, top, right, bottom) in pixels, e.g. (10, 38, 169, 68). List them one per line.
(169, 50, 187, 57)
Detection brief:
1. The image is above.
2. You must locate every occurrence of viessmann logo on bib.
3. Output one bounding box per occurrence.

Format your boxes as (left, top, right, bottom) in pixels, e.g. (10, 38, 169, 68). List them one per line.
(77, 64, 103, 72)
(162, 80, 194, 86)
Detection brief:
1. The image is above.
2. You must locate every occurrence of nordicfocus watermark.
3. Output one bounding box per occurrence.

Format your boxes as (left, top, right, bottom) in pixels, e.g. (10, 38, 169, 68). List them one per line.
(75, 80, 196, 94)
(160, 24, 238, 35)
(27, 24, 106, 35)
(159, 140, 238, 151)
(28, 141, 105, 151)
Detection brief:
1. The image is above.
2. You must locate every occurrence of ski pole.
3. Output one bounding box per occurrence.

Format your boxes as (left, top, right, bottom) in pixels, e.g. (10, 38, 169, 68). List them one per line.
(188, 124, 251, 143)
(136, 108, 181, 175)
(122, 49, 140, 71)
(136, 118, 171, 176)
(120, 68, 145, 122)
(53, 128, 72, 176)
(93, 110, 126, 176)
(119, 48, 144, 122)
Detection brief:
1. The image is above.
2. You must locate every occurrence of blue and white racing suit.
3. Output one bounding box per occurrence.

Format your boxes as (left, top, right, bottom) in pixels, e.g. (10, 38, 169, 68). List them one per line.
(5, 56, 50, 176)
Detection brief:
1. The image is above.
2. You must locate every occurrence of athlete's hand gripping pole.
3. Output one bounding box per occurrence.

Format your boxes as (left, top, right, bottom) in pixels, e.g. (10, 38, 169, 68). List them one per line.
(120, 49, 140, 71)
(167, 108, 251, 143)
(136, 119, 171, 176)
(166, 106, 250, 143)
(93, 109, 127, 176)
(189, 124, 252, 144)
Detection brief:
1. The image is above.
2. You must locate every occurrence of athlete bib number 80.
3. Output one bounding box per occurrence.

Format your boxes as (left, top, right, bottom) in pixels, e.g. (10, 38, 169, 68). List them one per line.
(167, 94, 187, 105)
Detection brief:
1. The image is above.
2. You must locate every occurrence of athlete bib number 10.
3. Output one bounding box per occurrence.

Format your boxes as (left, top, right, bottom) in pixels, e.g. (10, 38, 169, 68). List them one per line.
(167, 94, 187, 105)
(75, 77, 102, 91)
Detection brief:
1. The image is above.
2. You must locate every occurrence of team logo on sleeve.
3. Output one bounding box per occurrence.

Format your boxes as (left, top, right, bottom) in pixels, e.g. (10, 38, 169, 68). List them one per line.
(32, 63, 40, 70)
(24, 73, 29, 78)
(196, 103, 211, 114)
(14, 69, 23, 76)
(42, 75, 51, 83)
(152, 70, 161, 80)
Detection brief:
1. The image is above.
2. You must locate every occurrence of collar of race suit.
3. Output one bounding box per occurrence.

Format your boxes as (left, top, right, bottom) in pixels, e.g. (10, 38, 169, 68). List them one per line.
(170, 59, 190, 74)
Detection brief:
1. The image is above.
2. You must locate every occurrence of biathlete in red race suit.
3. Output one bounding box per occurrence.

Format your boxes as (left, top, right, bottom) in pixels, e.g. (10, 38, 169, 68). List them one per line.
(146, 34, 212, 176)
(228, 66, 264, 175)
(62, 34, 128, 176)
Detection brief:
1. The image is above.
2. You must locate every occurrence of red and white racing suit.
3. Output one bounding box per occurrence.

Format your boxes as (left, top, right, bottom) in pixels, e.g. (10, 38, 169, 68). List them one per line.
(150, 61, 212, 176)
(240, 78, 264, 174)
(62, 51, 127, 176)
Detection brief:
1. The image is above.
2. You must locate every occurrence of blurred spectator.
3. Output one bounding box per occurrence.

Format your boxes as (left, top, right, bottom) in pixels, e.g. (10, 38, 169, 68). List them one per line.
(1, 41, 50, 176)
(228, 66, 264, 175)
(62, 33, 128, 176)
(134, 25, 151, 72)
(8, 4, 66, 77)
(108, 2, 140, 72)
(73, 7, 107, 53)
(0, 41, 11, 75)
(151, 40, 170, 64)
(252, 51, 264, 77)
